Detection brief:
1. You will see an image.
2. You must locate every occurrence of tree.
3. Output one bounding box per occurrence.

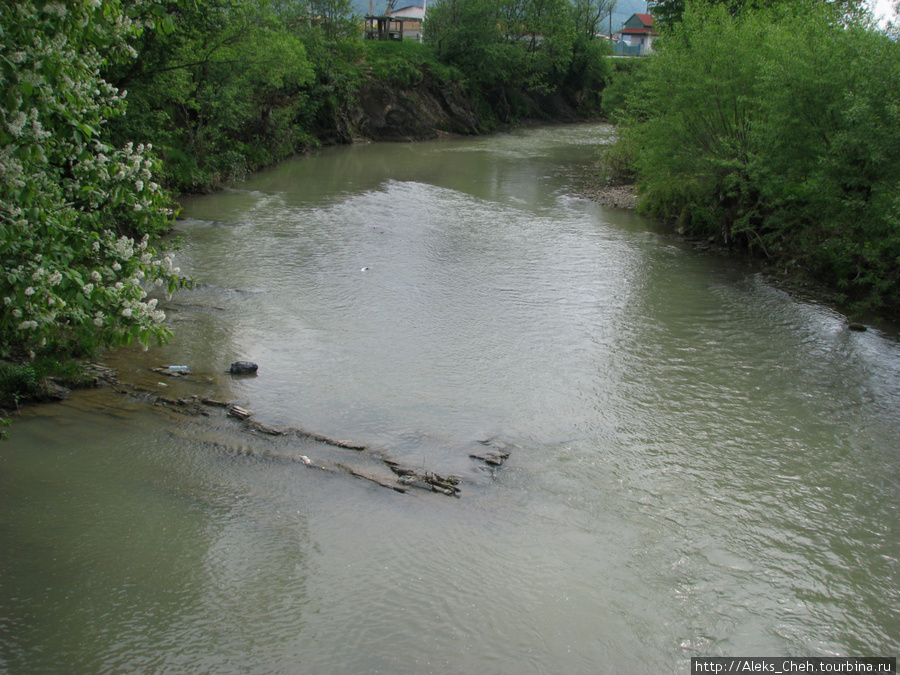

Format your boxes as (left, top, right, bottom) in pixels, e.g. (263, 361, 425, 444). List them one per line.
(568, 0, 615, 111)
(424, 0, 504, 75)
(648, 0, 867, 29)
(1, 0, 189, 357)
(103, 0, 316, 191)
(306, 0, 360, 40)
(570, 0, 617, 38)
(614, 0, 900, 314)
(425, 0, 578, 95)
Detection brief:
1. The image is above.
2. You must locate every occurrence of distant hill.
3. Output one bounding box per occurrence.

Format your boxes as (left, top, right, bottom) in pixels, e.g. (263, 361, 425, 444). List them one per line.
(353, 0, 650, 33)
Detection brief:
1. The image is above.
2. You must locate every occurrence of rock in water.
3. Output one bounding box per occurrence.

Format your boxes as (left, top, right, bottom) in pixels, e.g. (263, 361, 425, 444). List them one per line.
(229, 361, 259, 375)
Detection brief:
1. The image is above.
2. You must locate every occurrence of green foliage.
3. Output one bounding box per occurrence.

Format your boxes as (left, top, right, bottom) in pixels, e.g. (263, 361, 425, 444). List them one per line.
(599, 58, 646, 121)
(104, 0, 317, 193)
(0, 362, 40, 409)
(0, 356, 100, 415)
(0, 0, 190, 358)
(366, 42, 426, 86)
(364, 40, 465, 88)
(424, 0, 607, 118)
(648, 0, 868, 29)
(306, 0, 362, 40)
(614, 0, 900, 315)
(566, 35, 612, 113)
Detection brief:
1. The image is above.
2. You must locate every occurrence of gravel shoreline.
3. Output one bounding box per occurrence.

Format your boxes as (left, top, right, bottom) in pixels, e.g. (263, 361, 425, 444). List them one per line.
(575, 181, 637, 209)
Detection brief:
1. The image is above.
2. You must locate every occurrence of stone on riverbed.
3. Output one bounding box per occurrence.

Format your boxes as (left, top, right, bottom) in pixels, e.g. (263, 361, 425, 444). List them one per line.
(229, 361, 259, 375)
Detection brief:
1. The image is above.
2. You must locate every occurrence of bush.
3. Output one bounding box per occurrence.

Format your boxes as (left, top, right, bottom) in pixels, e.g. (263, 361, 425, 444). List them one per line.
(613, 0, 900, 316)
(0, 362, 39, 410)
(600, 59, 647, 122)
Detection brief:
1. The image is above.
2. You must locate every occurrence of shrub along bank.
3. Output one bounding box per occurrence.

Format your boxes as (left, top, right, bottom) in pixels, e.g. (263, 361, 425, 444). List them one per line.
(604, 0, 900, 319)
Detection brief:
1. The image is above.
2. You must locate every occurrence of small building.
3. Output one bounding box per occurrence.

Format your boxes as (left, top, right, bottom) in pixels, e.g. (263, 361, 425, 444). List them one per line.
(365, 15, 406, 41)
(389, 3, 425, 40)
(614, 13, 656, 56)
(365, 1, 426, 41)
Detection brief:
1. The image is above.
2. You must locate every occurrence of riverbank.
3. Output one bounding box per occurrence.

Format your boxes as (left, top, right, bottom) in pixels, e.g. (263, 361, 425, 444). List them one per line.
(578, 177, 893, 333)
(574, 180, 637, 210)
(0, 360, 118, 415)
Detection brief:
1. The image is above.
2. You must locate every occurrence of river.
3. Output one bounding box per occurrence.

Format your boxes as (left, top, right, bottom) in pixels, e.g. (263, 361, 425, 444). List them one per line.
(1, 124, 898, 674)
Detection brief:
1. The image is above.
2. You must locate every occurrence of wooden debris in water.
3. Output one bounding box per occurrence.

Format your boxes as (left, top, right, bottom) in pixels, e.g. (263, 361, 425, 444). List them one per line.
(244, 419, 285, 436)
(227, 404, 252, 420)
(153, 394, 211, 416)
(469, 450, 510, 467)
(107, 372, 514, 499)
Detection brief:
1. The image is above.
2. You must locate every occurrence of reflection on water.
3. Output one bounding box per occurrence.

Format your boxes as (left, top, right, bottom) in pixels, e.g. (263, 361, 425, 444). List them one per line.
(2, 124, 898, 674)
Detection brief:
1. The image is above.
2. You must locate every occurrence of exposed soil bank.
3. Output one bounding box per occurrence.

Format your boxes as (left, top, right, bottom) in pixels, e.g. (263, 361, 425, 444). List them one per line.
(316, 75, 588, 145)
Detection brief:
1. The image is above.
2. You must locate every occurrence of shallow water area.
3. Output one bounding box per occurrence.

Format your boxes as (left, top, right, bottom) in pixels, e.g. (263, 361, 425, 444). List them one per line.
(2, 124, 898, 674)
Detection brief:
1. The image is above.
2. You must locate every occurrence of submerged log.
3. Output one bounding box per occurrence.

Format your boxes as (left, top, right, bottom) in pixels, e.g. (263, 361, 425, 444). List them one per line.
(110, 374, 514, 499)
(295, 430, 366, 450)
(468, 450, 510, 467)
(244, 419, 285, 436)
(201, 397, 229, 408)
(153, 394, 211, 416)
(469, 437, 514, 470)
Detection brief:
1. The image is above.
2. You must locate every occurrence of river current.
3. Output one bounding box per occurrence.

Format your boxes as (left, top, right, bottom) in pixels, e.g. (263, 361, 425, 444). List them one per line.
(1, 124, 898, 673)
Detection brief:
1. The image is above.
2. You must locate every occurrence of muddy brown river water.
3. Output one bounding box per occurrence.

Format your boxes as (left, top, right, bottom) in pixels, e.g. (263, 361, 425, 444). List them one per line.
(1, 124, 898, 674)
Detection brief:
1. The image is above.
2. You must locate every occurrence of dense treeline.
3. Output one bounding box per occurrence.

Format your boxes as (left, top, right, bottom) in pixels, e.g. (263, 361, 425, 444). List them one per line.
(607, 0, 900, 317)
(99, 0, 614, 192)
(424, 0, 614, 119)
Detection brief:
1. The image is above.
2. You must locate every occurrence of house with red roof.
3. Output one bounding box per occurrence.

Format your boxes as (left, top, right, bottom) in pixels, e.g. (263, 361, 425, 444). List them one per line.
(614, 13, 657, 56)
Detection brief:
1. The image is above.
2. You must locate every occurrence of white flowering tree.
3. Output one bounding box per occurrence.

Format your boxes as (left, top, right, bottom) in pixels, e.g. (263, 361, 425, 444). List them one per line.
(0, 0, 189, 357)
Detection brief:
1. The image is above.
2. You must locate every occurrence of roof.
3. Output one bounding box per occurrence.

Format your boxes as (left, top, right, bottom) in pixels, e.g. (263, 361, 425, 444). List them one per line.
(620, 12, 656, 36)
(389, 4, 425, 18)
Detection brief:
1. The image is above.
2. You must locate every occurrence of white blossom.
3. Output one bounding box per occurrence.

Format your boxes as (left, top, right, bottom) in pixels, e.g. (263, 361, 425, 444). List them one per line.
(7, 111, 27, 137)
